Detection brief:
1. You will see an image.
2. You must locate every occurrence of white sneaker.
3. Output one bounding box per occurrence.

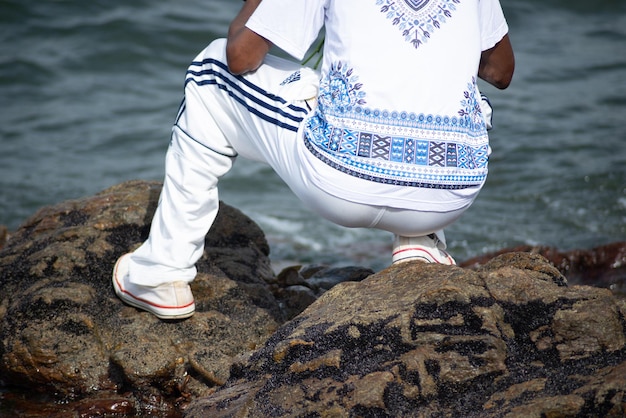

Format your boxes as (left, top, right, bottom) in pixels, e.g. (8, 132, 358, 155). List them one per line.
(392, 234, 456, 265)
(112, 253, 195, 319)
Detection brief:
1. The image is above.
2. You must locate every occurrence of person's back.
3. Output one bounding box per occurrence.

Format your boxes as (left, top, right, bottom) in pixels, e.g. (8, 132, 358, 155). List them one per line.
(249, 0, 508, 213)
(113, 0, 514, 319)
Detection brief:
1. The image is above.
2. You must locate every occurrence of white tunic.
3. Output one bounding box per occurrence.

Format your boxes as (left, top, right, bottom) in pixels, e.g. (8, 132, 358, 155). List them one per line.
(247, 0, 509, 211)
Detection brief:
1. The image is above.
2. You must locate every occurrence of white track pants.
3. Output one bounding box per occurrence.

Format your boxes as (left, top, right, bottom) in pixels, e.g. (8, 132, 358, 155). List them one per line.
(128, 39, 467, 286)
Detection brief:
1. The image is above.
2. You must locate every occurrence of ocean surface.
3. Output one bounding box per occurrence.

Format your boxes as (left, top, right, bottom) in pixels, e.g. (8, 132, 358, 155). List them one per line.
(1, 0, 625, 272)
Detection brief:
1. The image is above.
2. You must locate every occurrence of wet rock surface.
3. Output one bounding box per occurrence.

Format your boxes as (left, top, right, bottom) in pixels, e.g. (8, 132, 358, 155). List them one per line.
(185, 253, 626, 417)
(0, 180, 625, 417)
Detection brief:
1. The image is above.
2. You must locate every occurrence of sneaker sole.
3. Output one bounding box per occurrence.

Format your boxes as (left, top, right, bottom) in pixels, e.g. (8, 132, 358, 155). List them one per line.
(112, 254, 195, 320)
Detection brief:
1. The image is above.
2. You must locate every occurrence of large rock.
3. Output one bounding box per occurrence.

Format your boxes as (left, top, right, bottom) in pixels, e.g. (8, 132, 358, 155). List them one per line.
(1, 180, 625, 417)
(185, 253, 626, 417)
(0, 180, 285, 414)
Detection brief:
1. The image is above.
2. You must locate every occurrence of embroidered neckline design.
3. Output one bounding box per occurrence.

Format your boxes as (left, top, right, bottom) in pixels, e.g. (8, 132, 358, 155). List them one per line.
(377, 0, 461, 48)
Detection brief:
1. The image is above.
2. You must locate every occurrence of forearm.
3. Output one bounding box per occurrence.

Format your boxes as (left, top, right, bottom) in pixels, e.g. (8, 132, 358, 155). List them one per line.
(226, 0, 271, 74)
(478, 34, 515, 89)
(228, 0, 262, 40)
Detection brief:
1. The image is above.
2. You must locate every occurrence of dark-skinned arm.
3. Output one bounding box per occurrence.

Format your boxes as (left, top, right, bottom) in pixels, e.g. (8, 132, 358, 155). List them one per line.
(226, 0, 272, 75)
(478, 34, 515, 89)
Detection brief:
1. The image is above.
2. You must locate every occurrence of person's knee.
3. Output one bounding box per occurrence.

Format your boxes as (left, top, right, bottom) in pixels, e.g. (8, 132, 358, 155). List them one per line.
(205, 38, 227, 56)
(189, 38, 228, 70)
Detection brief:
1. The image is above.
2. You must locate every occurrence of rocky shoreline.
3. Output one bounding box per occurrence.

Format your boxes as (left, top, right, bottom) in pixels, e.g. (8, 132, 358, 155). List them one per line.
(1, 180, 625, 417)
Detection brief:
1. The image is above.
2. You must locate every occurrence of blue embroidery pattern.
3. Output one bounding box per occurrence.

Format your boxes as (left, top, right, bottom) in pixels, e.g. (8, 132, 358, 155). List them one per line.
(318, 62, 366, 111)
(304, 64, 488, 189)
(459, 77, 488, 132)
(376, 0, 461, 48)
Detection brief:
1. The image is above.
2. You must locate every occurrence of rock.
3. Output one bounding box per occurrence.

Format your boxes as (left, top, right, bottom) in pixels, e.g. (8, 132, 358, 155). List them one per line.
(305, 265, 375, 292)
(0, 224, 7, 251)
(461, 242, 626, 293)
(2, 180, 625, 417)
(0, 180, 283, 413)
(272, 264, 375, 319)
(185, 253, 626, 417)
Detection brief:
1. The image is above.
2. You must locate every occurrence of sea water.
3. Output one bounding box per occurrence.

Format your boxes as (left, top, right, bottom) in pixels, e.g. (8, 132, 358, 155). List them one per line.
(1, 0, 625, 272)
